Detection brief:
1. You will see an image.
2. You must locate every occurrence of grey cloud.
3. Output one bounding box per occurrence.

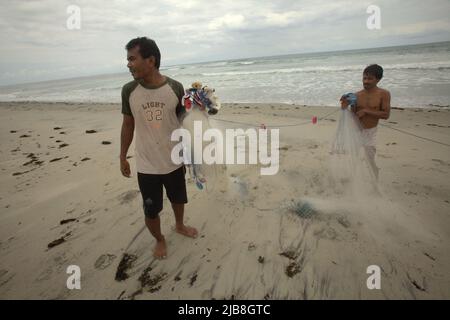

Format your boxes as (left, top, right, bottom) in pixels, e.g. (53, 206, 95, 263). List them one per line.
(0, 0, 449, 85)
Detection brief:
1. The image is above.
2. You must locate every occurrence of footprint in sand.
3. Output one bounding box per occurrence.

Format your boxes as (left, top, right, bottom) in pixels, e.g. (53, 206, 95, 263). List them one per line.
(314, 227, 338, 240)
(83, 218, 96, 225)
(119, 190, 140, 205)
(337, 216, 351, 228)
(0, 269, 15, 287)
(36, 266, 53, 281)
(94, 254, 117, 270)
(432, 159, 450, 166)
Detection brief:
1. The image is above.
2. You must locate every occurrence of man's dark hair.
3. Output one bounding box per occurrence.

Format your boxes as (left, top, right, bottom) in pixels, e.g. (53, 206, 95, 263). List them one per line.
(363, 64, 383, 80)
(126, 37, 161, 69)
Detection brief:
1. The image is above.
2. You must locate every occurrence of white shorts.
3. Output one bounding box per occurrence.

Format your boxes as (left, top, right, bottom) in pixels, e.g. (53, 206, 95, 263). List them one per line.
(361, 127, 377, 148)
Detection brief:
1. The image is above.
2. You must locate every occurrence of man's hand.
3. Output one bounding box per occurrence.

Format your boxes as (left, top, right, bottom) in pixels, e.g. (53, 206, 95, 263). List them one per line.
(120, 158, 131, 177)
(120, 114, 134, 177)
(356, 109, 366, 118)
(340, 96, 349, 109)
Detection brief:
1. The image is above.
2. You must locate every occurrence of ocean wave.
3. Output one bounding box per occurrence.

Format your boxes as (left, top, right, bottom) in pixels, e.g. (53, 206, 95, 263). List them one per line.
(236, 61, 255, 65)
(386, 61, 450, 71)
(89, 86, 122, 91)
(201, 66, 357, 76)
(198, 61, 450, 77)
(0, 93, 19, 100)
(204, 61, 229, 67)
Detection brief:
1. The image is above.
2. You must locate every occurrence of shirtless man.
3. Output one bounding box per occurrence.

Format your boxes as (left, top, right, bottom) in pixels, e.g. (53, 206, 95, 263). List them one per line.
(340, 64, 391, 179)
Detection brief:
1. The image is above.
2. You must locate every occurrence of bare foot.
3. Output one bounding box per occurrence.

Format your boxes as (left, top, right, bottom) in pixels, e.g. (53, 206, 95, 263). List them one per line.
(175, 225, 198, 238)
(153, 238, 167, 259)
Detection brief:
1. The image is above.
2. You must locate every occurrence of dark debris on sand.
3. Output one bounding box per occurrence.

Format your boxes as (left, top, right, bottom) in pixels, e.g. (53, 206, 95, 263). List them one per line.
(138, 267, 167, 293)
(174, 271, 182, 282)
(115, 253, 138, 281)
(23, 153, 44, 167)
(190, 273, 197, 287)
(60, 218, 78, 225)
(406, 273, 426, 292)
(117, 290, 126, 300)
(12, 167, 36, 176)
(47, 232, 71, 249)
(285, 262, 301, 278)
(423, 252, 436, 261)
(49, 157, 63, 162)
(279, 250, 298, 260)
(129, 289, 143, 300)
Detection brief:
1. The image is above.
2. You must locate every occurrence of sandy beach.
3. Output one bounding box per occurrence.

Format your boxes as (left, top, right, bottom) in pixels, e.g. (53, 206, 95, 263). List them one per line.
(0, 101, 449, 299)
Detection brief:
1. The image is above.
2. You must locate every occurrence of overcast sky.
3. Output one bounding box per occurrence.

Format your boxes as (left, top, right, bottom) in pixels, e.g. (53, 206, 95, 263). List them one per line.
(0, 0, 449, 85)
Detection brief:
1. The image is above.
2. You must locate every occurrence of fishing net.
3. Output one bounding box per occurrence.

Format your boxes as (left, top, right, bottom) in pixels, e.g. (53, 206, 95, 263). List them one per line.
(181, 108, 227, 192)
(329, 108, 378, 196)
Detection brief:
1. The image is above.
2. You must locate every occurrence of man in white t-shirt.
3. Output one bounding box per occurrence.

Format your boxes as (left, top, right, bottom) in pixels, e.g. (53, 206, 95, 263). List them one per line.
(120, 37, 198, 259)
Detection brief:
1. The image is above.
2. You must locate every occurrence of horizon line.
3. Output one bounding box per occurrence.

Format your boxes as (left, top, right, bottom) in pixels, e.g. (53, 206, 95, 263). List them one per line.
(1, 39, 449, 88)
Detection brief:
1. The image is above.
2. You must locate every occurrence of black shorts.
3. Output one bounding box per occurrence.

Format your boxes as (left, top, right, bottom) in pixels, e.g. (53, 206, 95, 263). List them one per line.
(137, 166, 188, 219)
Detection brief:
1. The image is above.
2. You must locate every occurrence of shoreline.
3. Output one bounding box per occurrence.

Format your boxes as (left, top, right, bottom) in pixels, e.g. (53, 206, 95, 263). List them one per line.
(1, 101, 450, 111)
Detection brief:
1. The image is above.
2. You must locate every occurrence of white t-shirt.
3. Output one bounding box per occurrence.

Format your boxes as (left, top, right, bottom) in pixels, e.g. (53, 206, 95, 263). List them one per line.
(121, 76, 185, 174)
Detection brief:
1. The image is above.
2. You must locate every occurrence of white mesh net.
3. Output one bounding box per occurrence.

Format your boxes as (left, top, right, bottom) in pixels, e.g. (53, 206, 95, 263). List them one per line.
(329, 109, 378, 197)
